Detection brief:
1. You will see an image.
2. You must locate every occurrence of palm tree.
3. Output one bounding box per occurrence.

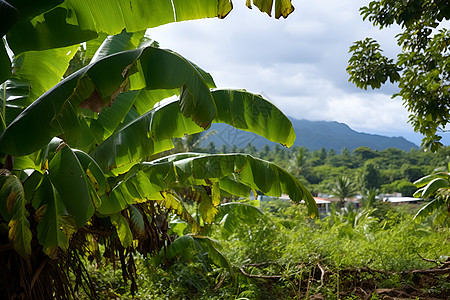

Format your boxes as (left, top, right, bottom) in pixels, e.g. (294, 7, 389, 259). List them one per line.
(331, 176, 358, 208)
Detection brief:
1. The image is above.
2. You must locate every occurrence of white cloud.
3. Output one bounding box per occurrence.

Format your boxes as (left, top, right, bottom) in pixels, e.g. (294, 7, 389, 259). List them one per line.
(147, 1, 444, 146)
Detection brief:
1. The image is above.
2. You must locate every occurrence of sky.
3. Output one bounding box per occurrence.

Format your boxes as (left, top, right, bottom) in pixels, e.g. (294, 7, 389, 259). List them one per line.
(147, 0, 449, 147)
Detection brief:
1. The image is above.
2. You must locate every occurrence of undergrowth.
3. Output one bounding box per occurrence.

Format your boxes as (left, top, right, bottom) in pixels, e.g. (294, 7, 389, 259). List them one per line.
(79, 200, 450, 299)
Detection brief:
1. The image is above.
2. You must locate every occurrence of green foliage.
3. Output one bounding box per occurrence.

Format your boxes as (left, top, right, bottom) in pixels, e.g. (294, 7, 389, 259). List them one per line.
(0, 1, 308, 298)
(413, 164, 450, 224)
(347, 38, 400, 89)
(0, 173, 31, 258)
(331, 176, 357, 207)
(252, 144, 447, 198)
(361, 162, 381, 190)
(92, 199, 450, 299)
(347, 0, 450, 150)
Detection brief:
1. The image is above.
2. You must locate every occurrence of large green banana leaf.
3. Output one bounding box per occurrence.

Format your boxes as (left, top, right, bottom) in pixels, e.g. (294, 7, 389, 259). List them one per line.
(0, 45, 78, 129)
(101, 153, 318, 218)
(91, 89, 295, 174)
(153, 234, 233, 274)
(215, 202, 264, 237)
(32, 174, 76, 258)
(0, 46, 217, 156)
(4, 0, 292, 56)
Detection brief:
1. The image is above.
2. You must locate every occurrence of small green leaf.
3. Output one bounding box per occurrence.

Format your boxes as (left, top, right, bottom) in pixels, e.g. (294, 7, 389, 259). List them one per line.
(110, 213, 133, 248)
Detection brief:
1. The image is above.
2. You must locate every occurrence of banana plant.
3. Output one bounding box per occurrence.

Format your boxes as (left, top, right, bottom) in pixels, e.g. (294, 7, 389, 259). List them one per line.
(0, 1, 310, 298)
(413, 163, 450, 224)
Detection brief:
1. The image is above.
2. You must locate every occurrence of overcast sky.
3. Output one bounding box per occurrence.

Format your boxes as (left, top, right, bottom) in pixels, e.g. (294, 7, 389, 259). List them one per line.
(148, 1, 449, 147)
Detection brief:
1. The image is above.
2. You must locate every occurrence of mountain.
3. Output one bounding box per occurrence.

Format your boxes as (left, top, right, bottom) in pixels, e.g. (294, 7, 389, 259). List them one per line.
(201, 118, 419, 152)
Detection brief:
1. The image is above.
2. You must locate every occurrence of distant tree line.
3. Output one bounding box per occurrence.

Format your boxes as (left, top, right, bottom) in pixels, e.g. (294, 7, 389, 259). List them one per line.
(185, 139, 450, 197)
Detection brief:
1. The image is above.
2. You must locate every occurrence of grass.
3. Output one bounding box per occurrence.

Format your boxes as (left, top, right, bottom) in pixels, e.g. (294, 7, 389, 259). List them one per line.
(79, 200, 450, 299)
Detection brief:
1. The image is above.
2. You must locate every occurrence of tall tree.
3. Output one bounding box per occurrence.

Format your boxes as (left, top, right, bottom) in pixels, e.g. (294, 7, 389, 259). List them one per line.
(347, 0, 450, 151)
(361, 162, 381, 191)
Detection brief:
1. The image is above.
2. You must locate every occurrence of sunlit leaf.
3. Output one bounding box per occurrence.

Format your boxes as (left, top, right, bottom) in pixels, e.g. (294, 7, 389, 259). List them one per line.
(48, 145, 95, 227)
(108, 153, 318, 217)
(0, 47, 216, 156)
(92, 89, 295, 174)
(110, 212, 133, 248)
(418, 177, 449, 199)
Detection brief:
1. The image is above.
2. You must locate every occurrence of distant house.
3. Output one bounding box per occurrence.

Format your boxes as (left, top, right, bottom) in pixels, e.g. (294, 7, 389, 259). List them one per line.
(383, 196, 423, 205)
(259, 193, 331, 214)
(314, 197, 331, 214)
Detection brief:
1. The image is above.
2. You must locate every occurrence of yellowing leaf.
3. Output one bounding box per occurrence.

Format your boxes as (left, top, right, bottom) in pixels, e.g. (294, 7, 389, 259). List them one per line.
(6, 191, 17, 213)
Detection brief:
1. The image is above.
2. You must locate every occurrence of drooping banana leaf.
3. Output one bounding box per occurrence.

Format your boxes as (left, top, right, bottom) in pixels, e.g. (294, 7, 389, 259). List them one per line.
(128, 204, 145, 237)
(0, 46, 217, 156)
(413, 198, 446, 222)
(215, 202, 264, 237)
(91, 89, 295, 174)
(0, 45, 78, 128)
(100, 153, 318, 218)
(47, 145, 97, 227)
(32, 174, 76, 258)
(5, 0, 231, 55)
(211, 89, 295, 147)
(248, 0, 294, 18)
(110, 212, 133, 248)
(0, 174, 32, 258)
(158, 234, 232, 274)
(4, 0, 293, 56)
(413, 177, 449, 199)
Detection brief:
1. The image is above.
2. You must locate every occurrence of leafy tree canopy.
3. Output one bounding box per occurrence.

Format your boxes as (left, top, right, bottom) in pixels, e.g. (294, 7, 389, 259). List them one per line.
(347, 0, 450, 151)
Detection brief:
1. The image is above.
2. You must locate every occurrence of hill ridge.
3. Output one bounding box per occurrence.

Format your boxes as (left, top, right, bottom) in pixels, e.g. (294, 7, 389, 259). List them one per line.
(203, 118, 419, 152)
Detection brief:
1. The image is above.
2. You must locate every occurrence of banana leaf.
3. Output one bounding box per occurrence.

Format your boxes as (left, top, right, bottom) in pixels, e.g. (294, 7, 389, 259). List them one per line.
(0, 46, 216, 156)
(100, 153, 318, 218)
(91, 89, 295, 174)
(413, 177, 449, 199)
(0, 174, 32, 258)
